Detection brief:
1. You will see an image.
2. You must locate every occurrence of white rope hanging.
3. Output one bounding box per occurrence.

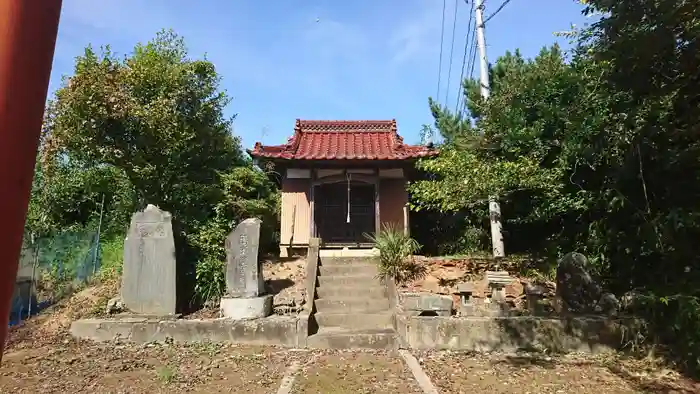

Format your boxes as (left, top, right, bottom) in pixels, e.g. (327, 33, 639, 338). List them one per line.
(346, 172, 351, 223)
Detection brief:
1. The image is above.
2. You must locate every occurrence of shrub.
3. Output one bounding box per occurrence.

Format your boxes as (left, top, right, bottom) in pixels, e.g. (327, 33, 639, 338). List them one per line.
(365, 223, 426, 285)
(193, 257, 226, 306)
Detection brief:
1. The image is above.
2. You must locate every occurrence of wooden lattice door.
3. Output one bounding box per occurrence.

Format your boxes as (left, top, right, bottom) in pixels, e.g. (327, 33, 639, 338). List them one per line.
(314, 182, 375, 244)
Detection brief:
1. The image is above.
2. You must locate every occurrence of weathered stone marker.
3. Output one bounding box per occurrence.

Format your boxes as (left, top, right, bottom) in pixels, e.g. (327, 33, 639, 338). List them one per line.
(121, 204, 177, 315)
(220, 218, 272, 319)
(225, 218, 265, 298)
(556, 252, 619, 315)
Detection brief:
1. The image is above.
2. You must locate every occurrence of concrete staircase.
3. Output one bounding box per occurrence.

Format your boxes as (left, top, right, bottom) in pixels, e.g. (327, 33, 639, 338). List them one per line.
(307, 256, 396, 349)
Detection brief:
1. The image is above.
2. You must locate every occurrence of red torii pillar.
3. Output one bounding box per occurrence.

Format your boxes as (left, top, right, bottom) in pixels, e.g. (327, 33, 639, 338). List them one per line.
(0, 0, 63, 360)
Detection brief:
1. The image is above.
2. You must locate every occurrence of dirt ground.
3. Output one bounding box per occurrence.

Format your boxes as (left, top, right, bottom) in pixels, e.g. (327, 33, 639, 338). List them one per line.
(3, 318, 700, 394)
(1, 339, 300, 394)
(293, 350, 422, 394)
(3, 336, 698, 393)
(3, 265, 699, 393)
(417, 350, 699, 394)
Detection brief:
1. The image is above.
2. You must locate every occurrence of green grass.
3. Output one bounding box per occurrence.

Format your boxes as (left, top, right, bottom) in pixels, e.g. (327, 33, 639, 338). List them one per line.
(98, 236, 124, 281)
(156, 365, 177, 384)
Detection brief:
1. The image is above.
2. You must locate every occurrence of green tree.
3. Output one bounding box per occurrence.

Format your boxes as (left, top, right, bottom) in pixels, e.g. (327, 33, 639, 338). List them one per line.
(574, 0, 700, 372)
(41, 29, 245, 228)
(413, 0, 700, 374)
(410, 47, 579, 234)
(32, 29, 280, 305)
(26, 159, 135, 237)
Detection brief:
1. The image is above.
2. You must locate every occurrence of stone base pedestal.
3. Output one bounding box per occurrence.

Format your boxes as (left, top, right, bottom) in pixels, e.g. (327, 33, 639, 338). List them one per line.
(220, 295, 273, 320)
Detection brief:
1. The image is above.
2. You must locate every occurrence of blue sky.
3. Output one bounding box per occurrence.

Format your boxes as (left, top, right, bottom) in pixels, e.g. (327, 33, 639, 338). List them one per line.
(49, 0, 590, 149)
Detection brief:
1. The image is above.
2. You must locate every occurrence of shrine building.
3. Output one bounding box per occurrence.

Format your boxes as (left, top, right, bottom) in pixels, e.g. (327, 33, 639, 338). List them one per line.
(249, 119, 436, 257)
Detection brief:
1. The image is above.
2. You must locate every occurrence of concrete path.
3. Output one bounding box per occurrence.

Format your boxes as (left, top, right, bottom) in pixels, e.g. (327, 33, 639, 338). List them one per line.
(276, 360, 302, 394)
(274, 349, 436, 393)
(399, 349, 440, 394)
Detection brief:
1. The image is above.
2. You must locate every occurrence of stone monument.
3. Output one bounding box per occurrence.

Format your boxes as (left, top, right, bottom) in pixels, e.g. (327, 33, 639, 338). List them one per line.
(121, 204, 177, 315)
(556, 252, 619, 315)
(219, 218, 272, 319)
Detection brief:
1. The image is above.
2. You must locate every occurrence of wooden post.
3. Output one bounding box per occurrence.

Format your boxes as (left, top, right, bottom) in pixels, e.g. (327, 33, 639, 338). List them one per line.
(403, 204, 410, 236)
(0, 0, 63, 359)
(309, 169, 315, 239)
(374, 168, 381, 237)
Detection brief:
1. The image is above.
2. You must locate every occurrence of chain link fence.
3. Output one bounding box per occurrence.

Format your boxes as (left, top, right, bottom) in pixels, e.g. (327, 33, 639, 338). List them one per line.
(10, 228, 102, 326)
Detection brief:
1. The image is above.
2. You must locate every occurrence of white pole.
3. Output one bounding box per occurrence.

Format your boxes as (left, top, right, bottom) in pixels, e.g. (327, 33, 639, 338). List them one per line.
(93, 194, 105, 276)
(475, 0, 490, 100)
(474, 0, 505, 258)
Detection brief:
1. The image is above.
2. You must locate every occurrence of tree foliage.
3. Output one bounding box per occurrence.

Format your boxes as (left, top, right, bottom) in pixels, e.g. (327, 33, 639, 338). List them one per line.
(42, 30, 246, 223)
(411, 0, 700, 373)
(30, 30, 279, 304)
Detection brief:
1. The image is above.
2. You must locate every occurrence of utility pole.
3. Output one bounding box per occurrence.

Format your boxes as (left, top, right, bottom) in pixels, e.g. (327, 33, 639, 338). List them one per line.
(474, 0, 505, 258)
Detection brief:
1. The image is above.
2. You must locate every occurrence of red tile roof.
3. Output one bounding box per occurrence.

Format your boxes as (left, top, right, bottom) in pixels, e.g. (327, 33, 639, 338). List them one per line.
(249, 119, 437, 161)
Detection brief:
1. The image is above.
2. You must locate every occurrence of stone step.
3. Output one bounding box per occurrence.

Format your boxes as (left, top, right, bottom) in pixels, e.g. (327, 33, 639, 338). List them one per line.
(319, 263, 379, 276)
(307, 328, 397, 349)
(315, 312, 393, 330)
(317, 285, 386, 299)
(315, 297, 391, 313)
(318, 274, 378, 287)
(320, 257, 379, 267)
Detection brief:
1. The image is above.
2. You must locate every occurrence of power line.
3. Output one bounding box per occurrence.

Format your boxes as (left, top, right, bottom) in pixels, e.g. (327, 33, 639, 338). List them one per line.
(483, 0, 513, 25)
(468, 34, 478, 82)
(444, 0, 459, 106)
(455, 0, 475, 114)
(436, 0, 447, 100)
(463, 35, 479, 114)
(458, 35, 478, 116)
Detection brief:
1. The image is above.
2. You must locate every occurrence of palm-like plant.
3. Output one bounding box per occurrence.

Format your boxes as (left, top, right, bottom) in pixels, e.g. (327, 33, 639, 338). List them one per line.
(365, 223, 425, 284)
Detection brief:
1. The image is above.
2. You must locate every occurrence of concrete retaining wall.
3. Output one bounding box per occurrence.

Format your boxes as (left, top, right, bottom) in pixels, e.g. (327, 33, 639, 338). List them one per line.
(71, 315, 308, 347)
(305, 238, 320, 314)
(304, 238, 320, 337)
(71, 240, 322, 348)
(395, 314, 627, 353)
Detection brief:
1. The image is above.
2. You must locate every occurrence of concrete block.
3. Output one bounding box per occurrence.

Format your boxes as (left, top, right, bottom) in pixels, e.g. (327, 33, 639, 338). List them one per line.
(304, 238, 320, 313)
(318, 274, 376, 287)
(315, 298, 390, 313)
(69, 317, 149, 342)
(296, 312, 310, 348)
(220, 295, 273, 320)
(307, 328, 397, 349)
(402, 293, 453, 316)
(315, 312, 393, 330)
(318, 263, 378, 276)
(69, 315, 301, 347)
(317, 285, 386, 299)
(395, 314, 631, 354)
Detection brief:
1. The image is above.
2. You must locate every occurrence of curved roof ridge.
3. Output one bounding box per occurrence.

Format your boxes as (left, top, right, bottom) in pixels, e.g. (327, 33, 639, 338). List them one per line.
(249, 119, 437, 161)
